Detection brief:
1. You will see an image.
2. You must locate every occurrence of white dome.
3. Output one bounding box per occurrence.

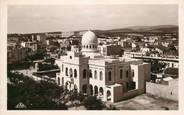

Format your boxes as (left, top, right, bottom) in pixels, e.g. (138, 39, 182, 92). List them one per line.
(81, 31, 98, 54)
(81, 31, 97, 45)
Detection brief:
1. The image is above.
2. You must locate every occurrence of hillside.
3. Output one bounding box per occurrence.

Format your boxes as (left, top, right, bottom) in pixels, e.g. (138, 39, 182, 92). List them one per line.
(106, 25, 178, 33)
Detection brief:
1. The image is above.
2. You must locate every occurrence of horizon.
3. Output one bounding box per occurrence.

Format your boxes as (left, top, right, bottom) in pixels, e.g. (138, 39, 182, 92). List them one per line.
(8, 24, 178, 34)
(8, 5, 178, 34)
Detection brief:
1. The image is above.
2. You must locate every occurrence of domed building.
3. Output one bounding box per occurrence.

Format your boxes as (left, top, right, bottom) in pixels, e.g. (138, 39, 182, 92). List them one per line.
(81, 31, 100, 58)
(55, 30, 150, 103)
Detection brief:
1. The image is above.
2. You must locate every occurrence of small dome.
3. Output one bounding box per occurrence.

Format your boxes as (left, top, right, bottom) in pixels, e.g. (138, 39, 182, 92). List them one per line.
(81, 31, 97, 45)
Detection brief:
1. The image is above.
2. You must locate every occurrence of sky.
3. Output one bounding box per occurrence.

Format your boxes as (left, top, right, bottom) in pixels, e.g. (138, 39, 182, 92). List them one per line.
(8, 4, 178, 33)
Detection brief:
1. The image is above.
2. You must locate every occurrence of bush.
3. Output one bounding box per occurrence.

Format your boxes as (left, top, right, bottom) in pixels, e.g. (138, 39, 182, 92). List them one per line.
(83, 96, 104, 110)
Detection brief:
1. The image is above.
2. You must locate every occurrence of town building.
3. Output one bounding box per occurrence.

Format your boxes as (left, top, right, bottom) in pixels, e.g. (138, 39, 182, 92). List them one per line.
(98, 44, 123, 56)
(62, 31, 74, 38)
(55, 31, 150, 102)
(8, 43, 29, 64)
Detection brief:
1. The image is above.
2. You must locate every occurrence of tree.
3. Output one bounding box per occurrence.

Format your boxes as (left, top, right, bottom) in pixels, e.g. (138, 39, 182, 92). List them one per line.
(7, 72, 66, 110)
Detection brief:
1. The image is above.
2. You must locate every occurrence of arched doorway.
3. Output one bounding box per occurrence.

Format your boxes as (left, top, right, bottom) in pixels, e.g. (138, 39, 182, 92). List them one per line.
(74, 84, 78, 92)
(94, 86, 98, 95)
(89, 84, 93, 95)
(107, 90, 111, 101)
(65, 82, 71, 91)
(82, 84, 87, 94)
(99, 87, 104, 96)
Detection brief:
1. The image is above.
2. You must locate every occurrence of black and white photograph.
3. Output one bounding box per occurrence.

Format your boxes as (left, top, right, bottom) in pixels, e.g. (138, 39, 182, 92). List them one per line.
(1, 0, 184, 114)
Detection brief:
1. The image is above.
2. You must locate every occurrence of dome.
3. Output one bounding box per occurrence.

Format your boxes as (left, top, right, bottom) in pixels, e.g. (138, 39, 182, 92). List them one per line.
(81, 31, 98, 54)
(81, 31, 97, 45)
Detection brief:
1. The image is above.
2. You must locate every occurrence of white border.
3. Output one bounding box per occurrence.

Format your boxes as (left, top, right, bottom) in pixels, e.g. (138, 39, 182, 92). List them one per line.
(1, 0, 184, 115)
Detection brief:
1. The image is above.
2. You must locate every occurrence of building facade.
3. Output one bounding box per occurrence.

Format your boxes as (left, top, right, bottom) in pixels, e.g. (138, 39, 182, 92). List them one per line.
(55, 31, 150, 102)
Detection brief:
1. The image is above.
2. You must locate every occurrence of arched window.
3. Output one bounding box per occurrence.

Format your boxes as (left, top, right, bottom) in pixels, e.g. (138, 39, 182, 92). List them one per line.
(94, 70, 97, 79)
(100, 71, 103, 80)
(86, 45, 88, 49)
(65, 67, 68, 76)
(93, 45, 95, 48)
(132, 70, 134, 77)
(94, 86, 98, 95)
(62, 64, 64, 72)
(74, 69, 77, 78)
(89, 45, 91, 48)
(62, 77, 64, 85)
(74, 84, 78, 91)
(89, 84, 93, 95)
(82, 84, 87, 93)
(108, 71, 112, 81)
(69, 68, 73, 77)
(107, 90, 111, 100)
(120, 69, 123, 79)
(58, 77, 60, 85)
(126, 70, 129, 78)
(83, 69, 87, 79)
(83, 45, 85, 48)
(89, 69, 92, 78)
(99, 87, 103, 95)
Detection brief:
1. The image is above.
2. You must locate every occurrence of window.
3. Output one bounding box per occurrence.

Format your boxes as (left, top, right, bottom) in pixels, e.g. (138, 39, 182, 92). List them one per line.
(74, 69, 77, 78)
(126, 70, 129, 78)
(89, 45, 91, 48)
(86, 45, 88, 49)
(70, 56, 72, 59)
(100, 71, 103, 80)
(65, 67, 68, 76)
(58, 77, 60, 85)
(93, 45, 95, 48)
(94, 70, 97, 79)
(172, 63, 174, 68)
(89, 84, 93, 95)
(83, 69, 87, 79)
(69, 68, 73, 77)
(120, 69, 123, 79)
(89, 69, 92, 78)
(62, 64, 64, 72)
(62, 77, 64, 85)
(82, 84, 87, 93)
(108, 71, 112, 81)
(132, 70, 134, 77)
(126, 82, 129, 89)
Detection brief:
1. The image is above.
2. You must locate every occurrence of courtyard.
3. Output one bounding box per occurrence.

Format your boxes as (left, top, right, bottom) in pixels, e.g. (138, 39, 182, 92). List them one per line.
(111, 94, 178, 110)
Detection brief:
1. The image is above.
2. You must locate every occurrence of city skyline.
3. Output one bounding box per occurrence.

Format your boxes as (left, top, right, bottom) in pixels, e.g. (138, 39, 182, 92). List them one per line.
(8, 4, 178, 33)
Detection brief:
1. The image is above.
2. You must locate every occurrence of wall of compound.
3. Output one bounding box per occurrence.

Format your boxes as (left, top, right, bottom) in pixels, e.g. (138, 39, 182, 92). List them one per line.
(146, 80, 178, 101)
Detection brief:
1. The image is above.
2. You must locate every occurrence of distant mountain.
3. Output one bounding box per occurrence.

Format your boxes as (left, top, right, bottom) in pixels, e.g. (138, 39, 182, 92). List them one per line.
(106, 25, 178, 33)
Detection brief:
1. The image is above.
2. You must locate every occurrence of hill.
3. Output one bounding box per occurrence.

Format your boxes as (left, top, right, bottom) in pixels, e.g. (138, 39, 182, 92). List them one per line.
(106, 25, 178, 33)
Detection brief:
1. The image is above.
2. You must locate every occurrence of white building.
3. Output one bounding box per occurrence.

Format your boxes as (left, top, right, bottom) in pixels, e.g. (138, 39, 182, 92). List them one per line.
(55, 31, 150, 102)
(62, 31, 74, 38)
